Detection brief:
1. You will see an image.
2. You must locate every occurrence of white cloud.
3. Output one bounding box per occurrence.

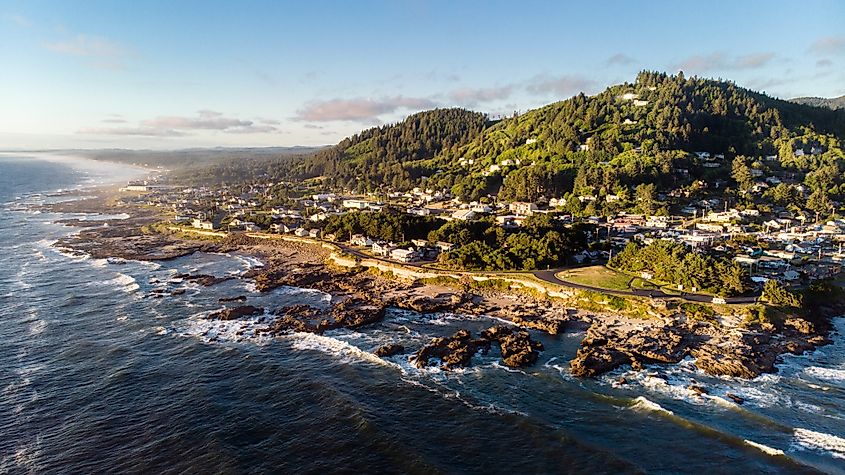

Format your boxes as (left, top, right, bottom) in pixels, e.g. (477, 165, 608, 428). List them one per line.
(808, 36, 845, 55)
(673, 52, 776, 72)
(79, 111, 281, 136)
(294, 96, 437, 122)
(448, 85, 513, 106)
(525, 74, 597, 96)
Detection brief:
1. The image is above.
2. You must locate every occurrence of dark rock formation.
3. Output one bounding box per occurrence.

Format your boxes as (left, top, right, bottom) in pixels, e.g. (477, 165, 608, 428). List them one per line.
(374, 343, 406, 357)
(414, 325, 545, 370)
(219, 295, 247, 303)
(207, 305, 264, 321)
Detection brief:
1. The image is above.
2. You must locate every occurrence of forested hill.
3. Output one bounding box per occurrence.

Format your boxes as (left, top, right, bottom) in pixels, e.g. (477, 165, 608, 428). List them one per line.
(177, 72, 845, 206)
(289, 108, 490, 191)
(790, 95, 845, 111)
(422, 71, 845, 202)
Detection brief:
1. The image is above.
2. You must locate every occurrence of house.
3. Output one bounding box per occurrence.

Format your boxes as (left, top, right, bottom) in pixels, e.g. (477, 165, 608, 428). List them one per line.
(324, 233, 337, 242)
(350, 234, 373, 247)
(372, 241, 395, 257)
(451, 209, 477, 221)
(411, 239, 429, 248)
(244, 223, 261, 232)
(192, 218, 214, 230)
(390, 248, 418, 263)
(342, 199, 370, 209)
(294, 228, 309, 237)
(436, 241, 455, 252)
(308, 229, 320, 238)
(621, 92, 640, 100)
(509, 202, 538, 216)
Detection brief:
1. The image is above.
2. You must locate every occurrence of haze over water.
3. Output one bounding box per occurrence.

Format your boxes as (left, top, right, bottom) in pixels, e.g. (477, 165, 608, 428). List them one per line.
(1, 154, 844, 473)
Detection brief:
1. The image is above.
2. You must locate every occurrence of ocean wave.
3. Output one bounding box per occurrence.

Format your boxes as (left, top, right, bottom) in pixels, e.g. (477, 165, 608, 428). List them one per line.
(98, 273, 140, 293)
(630, 396, 674, 415)
(793, 428, 845, 460)
(285, 332, 400, 369)
(744, 439, 785, 456)
(175, 311, 276, 344)
(803, 366, 845, 383)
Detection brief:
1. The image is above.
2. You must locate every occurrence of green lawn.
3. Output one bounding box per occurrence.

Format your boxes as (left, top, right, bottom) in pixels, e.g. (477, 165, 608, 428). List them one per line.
(557, 266, 632, 291)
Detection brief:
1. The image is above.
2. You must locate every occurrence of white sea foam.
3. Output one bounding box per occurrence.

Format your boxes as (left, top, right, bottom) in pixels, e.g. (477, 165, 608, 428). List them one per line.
(630, 396, 674, 415)
(744, 439, 785, 456)
(793, 428, 845, 459)
(803, 366, 845, 383)
(101, 273, 140, 293)
(285, 332, 399, 368)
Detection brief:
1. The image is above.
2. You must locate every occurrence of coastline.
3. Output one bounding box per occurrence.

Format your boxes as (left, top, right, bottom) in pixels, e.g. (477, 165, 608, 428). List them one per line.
(41, 188, 845, 382)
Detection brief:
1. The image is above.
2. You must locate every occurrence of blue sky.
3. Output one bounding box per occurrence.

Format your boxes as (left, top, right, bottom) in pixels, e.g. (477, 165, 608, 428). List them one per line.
(1, 0, 843, 149)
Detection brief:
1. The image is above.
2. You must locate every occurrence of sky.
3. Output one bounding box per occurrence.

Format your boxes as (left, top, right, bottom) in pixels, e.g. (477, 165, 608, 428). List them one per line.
(1, 0, 844, 150)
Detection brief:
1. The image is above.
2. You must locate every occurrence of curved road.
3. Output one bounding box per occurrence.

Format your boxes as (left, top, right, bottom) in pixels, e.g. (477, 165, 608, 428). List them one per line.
(532, 269, 759, 305)
(336, 243, 759, 305)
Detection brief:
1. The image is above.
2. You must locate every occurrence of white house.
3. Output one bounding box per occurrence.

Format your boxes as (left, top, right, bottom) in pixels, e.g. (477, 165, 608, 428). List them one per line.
(192, 218, 214, 230)
(372, 241, 395, 256)
(390, 248, 418, 263)
(294, 228, 309, 237)
(509, 202, 538, 216)
(342, 199, 370, 209)
(350, 234, 374, 247)
(451, 209, 477, 221)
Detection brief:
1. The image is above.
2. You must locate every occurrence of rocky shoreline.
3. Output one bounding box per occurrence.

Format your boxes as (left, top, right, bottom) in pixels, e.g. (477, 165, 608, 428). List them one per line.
(42, 192, 844, 378)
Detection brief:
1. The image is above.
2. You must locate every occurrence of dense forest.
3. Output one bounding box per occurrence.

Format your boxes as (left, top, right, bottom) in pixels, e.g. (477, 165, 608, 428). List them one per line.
(288, 108, 490, 192)
(164, 72, 845, 216)
(609, 240, 750, 296)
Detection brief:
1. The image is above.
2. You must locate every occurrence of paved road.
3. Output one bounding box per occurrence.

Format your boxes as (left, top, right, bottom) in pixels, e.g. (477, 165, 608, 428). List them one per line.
(532, 269, 759, 305)
(336, 243, 759, 305)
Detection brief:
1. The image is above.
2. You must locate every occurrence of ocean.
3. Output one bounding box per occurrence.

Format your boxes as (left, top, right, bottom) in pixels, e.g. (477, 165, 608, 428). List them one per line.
(1, 153, 844, 474)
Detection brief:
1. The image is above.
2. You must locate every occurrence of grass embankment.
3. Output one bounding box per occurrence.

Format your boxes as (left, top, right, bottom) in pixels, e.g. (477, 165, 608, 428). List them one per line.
(557, 265, 632, 291)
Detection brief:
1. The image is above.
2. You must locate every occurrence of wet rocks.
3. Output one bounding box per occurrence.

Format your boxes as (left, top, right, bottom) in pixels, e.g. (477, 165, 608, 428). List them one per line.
(262, 298, 387, 335)
(173, 273, 233, 286)
(413, 329, 490, 370)
(374, 343, 405, 357)
(207, 305, 264, 321)
(414, 325, 545, 370)
(509, 315, 565, 335)
(219, 295, 247, 303)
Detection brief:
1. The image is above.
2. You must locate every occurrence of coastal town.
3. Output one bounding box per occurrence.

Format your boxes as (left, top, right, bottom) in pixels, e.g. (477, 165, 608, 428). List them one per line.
(119, 147, 845, 299)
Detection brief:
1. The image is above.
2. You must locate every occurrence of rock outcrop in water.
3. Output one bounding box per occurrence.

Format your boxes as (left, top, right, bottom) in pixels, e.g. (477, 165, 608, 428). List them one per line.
(570, 313, 839, 379)
(413, 325, 545, 370)
(374, 343, 406, 357)
(259, 297, 387, 335)
(207, 305, 264, 321)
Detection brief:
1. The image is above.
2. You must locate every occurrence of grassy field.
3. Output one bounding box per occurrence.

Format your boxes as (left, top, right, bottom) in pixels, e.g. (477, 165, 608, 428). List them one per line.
(556, 266, 632, 291)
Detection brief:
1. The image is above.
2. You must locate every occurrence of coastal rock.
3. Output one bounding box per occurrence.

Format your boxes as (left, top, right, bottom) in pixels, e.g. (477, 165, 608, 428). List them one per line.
(174, 273, 234, 286)
(219, 295, 247, 303)
(414, 325, 545, 370)
(414, 330, 489, 370)
(570, 347, 632, 378)
(329, 297, 386, 329)
(207, 305, 264, 321)
(509, 314, 565, 335)
(498, 331, 544, 367)
(374, 344, 405, 357)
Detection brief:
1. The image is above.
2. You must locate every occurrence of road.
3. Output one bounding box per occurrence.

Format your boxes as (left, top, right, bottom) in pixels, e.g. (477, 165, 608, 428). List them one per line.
(336, 243, 760, 305)
(532, 269, 759, 304)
